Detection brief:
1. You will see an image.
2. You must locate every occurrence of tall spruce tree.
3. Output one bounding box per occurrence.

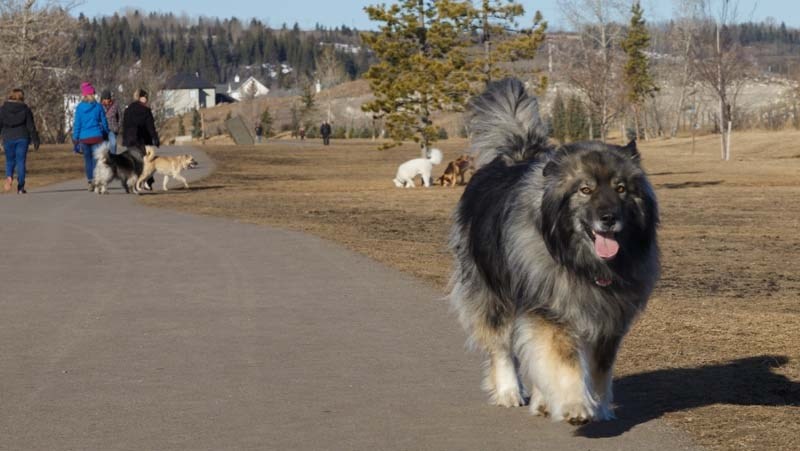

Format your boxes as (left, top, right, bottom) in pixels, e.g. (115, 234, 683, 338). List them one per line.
(621, 2, 658, 140)
(361, 0, 472, 154)
(550, 92, 567, 143)
(260, 107, 274, 137)
(192, 109, 202, 138)
(566, 95, 588, 141)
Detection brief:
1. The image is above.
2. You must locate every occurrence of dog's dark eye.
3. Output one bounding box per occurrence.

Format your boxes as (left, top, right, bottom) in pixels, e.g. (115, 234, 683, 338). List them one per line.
(580, 187, 593, 195)
(616, 185, 626, 193)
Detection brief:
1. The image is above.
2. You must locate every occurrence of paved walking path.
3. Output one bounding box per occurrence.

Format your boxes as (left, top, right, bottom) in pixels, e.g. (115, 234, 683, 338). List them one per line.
(0, 147, 697, 450)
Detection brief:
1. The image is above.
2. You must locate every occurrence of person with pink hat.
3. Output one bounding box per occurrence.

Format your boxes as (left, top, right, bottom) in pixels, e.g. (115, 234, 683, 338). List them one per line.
(72, 82, 109, 191)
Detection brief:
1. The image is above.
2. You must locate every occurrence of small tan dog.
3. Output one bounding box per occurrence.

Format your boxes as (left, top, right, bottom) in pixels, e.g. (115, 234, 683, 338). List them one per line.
(436, 154, 474, 187)
(137, 146, 198, 191)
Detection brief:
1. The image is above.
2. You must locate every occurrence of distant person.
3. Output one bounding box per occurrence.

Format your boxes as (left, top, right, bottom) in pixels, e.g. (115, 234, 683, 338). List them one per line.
(72, 82, 109, 192)
(121, 88, 159, 190)
(320, 121, 331, 146)
(299, 125, 306, 141)
(255, 123, 263, 143)
(0, 88, 39, 194)
(101, 89, 121, 154)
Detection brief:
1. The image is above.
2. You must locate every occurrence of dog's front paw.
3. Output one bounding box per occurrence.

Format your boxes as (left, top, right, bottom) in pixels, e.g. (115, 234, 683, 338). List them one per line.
(492, 388, 524, 408)
(560, 402, 595, 425)
(529, 390, 549, 417)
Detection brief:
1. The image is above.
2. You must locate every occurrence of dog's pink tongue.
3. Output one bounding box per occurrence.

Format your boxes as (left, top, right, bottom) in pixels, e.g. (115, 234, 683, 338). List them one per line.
(594, 232, 619, 259)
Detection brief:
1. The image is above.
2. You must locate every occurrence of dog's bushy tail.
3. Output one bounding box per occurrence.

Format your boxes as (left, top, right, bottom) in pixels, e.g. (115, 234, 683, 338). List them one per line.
(468, 78, 551, 168)
(428, 148, 443, 165)
(144, 145, 157, 162)
(92, 142, 110, 163)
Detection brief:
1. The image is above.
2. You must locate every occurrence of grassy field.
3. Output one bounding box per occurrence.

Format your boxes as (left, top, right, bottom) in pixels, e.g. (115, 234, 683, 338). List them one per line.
(133, 132, 798, 449)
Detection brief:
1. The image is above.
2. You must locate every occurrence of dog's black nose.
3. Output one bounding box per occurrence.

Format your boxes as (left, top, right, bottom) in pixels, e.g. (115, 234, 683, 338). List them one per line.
(600, 213, 617, 226)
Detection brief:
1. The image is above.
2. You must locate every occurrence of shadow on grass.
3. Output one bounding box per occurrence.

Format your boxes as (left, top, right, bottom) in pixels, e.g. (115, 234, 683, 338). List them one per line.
(138, 185, 226, 195)
(656, 180, 724, 189)
(576, 355, 800, 438)
(649, 171, 704, 176)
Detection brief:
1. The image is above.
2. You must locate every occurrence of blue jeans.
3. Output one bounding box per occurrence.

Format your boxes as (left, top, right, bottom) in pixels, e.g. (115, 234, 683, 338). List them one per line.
(80, 142, 103, 182)
(108, 132, 117, 154)
(4, 138, 29, 189)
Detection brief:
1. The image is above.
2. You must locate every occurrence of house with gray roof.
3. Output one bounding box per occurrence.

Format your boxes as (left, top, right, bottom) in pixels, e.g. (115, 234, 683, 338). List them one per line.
(162, 73, 216, 118)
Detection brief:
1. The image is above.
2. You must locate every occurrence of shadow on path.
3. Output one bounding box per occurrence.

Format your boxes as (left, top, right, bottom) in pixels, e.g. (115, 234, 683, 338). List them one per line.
(577, 355, 800, 438)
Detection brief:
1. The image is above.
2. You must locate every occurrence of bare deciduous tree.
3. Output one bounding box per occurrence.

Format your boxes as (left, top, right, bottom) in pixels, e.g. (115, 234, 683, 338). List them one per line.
(558, 0, 627, 141)
(315, 45, 344, 122)
(0, 0, 79, 142)
(690, 0, 751, 160)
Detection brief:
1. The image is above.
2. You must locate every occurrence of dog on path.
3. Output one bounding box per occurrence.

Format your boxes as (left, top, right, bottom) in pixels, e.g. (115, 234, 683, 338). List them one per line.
(137, 146, 198, 191)
(448, 78, 659, 424)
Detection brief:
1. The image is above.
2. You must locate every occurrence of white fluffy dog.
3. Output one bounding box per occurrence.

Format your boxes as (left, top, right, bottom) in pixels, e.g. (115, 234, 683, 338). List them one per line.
(393, 148, 443, 188)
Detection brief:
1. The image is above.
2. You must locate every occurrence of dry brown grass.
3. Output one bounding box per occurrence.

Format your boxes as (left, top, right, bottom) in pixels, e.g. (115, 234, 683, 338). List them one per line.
(0, 144, 83, 194)
(137, 132, 800, 450)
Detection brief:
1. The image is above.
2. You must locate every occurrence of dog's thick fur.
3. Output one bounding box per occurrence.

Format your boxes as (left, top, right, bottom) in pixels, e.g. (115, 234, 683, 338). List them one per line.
(93, 144, 142, 194)
(448, 78, 659, 424)
(393, 148, 443, 188)
(137, 147, 198, 191)
(437, 154, 474, 186)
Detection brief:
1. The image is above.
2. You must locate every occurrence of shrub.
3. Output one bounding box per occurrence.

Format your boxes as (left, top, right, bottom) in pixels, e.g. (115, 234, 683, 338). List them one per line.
(332, 126, 347, 139)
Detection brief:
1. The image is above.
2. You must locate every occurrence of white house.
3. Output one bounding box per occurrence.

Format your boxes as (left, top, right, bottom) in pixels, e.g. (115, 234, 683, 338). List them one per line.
(216, 75, 269, 102)
(161, 73, 216, 118)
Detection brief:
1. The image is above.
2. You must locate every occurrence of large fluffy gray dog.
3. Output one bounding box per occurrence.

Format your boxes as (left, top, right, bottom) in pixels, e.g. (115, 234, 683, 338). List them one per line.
(448, 78, 660, 424)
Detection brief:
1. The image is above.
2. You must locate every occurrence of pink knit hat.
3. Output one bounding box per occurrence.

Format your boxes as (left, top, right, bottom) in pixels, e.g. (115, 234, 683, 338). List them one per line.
(80, 82, 95, 96)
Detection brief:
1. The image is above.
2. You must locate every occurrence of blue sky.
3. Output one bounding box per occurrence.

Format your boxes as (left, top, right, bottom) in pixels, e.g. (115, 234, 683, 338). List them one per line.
(75, 1, 800, 30)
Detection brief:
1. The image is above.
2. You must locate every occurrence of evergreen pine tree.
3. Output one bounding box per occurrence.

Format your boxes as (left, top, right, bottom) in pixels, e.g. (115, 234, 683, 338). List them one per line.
(192, 109, 202, 138)
(621, 2, 658, 140)
(550, 92, 567, 143)
(566, 95, 588, 141)
(361, 0, 472, 153)
(178, 115, 186, 136)
(260, 107, 273, 137)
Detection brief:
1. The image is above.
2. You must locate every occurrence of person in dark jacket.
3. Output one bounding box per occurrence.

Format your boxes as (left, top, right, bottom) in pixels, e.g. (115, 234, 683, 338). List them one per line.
(101, 89, 121, 154)
(121, 89, 159, 190)
(72, 82, 109, 191)
(320, 121, 332, 146)
(1, 88, 40, 194)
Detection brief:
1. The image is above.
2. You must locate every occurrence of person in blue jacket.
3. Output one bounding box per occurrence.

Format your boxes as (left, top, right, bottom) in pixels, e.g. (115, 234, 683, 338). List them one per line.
(72, 82, 109, 191)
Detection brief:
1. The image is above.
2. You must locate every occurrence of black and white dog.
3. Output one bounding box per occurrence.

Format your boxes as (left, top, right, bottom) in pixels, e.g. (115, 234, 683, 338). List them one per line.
(92, 144, 152, 194)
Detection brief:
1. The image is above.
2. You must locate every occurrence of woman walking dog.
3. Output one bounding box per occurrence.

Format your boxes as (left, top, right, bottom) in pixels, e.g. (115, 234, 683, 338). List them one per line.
(0, 88, 40, 194)
(121, 88, 160, 190)
(72, 82, 109, 191)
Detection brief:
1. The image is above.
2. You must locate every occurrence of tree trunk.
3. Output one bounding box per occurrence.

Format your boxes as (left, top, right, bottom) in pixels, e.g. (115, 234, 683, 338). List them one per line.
(725, 120, 732, 161)
(671, 38, 692, 138)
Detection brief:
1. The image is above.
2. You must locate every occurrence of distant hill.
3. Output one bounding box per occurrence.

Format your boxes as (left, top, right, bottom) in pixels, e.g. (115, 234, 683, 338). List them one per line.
(73, 11, 373, 90)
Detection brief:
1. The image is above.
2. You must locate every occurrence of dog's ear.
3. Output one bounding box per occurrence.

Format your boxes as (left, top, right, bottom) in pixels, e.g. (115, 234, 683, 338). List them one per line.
(621, 140, 640, 161)
(539, 183, 573, 265)
(543, 161, 558, 177)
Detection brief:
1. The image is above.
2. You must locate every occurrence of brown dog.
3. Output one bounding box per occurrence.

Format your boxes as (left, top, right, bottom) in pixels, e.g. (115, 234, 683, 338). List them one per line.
(437, 154, 474, 187)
